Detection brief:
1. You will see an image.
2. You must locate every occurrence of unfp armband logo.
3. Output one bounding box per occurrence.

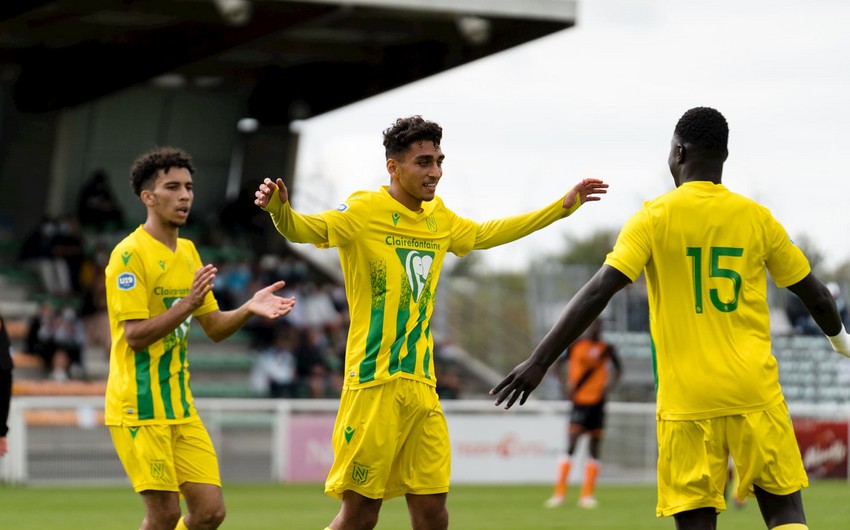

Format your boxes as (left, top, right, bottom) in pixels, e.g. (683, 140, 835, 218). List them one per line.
(117, 272, 137, 291)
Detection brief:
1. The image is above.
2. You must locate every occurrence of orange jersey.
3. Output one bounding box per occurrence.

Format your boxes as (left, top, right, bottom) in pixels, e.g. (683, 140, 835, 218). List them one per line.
(565, 339, 614, 405)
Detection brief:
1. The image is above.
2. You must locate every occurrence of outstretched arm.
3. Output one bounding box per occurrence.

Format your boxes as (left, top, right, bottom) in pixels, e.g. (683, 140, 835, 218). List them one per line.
(196, 281, 296, 343)
(255, 177, 329, 244)
(491, 265, 630, 409)
(472, 178, 608, 250)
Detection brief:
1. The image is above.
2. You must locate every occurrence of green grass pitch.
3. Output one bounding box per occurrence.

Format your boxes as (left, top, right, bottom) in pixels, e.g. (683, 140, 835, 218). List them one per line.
(0, 481, 847, 529)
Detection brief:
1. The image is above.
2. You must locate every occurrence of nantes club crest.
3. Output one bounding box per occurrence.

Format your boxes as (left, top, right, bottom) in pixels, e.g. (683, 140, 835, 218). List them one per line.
(352, 462, 371, 485)
(395, 248, 434, 303)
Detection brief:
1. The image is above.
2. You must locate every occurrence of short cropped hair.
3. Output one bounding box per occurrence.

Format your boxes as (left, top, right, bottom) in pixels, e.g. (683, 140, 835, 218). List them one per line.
(130, 147, 196, 196)
(674, 107, 729, 157)
(382, 116, 442, 159)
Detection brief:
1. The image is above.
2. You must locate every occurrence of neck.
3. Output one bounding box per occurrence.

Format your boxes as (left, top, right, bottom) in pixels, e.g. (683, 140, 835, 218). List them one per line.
(388, 183, 423, 212)
(143, 218, 179, 250)
(678, 161, 723, 186)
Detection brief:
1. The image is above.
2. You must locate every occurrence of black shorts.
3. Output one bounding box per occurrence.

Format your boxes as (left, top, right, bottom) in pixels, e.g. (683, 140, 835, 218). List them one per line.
(569, 401, 606, 431)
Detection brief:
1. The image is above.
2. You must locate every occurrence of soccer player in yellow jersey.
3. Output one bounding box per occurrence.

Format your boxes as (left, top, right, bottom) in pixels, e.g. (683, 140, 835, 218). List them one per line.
(105, 147, 295, 530)
(254, 115, 608, 530)
(492, 107, 850, 530)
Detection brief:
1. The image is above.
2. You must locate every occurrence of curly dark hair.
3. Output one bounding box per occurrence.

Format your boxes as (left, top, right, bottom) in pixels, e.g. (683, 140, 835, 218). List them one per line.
(382, 115, 442, 159)
(129, 146, 196, 196)
(674, 107, 729, 157)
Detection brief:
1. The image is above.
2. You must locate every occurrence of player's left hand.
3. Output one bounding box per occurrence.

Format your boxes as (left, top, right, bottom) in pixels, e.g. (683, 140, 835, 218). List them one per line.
(248, 281, 296, 319)
(563, 178, 608, 210)
(490, 358, 548, 409)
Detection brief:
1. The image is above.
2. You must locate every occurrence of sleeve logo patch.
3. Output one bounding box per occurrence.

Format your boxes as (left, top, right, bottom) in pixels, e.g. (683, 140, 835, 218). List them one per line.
(117, 272, 137, 291)
(336, 203, 349, 212)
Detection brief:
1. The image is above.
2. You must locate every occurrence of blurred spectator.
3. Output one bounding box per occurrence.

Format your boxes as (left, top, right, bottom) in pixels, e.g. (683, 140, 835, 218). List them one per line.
(19, 217, 74, 296)
(51, 214, 85, 293)
(301, 283, 343, 328)
(220, 183, 268, 255)
(435, 365, 462, 399)
(76, 169, 125, 232)
(296, 326, 332, 398)
(214, 258, 254, 311)
(26, 300, 85, 381)
(78, 243, 111, 358)
(250, 325, 298, 398)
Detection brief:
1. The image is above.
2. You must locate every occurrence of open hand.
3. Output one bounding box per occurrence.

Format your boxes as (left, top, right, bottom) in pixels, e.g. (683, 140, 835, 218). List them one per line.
(248, 280, 296, 319)
(185, 264, 217, 310)
(563, 178, 608, 210)
(489, 358, 548, 409)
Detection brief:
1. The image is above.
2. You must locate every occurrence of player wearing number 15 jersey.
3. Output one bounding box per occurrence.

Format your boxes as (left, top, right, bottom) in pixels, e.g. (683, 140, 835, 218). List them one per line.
(492, 107, 850, 530)
(255, 115, 608, 530)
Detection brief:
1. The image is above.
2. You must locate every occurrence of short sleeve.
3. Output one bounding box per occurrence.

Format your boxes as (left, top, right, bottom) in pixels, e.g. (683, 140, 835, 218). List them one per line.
(604, 208, 653, 282)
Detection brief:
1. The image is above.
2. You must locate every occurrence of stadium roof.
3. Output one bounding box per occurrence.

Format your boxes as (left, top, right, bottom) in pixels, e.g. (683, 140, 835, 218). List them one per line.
(1, 0, 576, 121)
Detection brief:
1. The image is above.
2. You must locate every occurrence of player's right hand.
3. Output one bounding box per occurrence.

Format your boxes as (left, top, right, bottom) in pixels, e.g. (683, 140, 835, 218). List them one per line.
(254, 177, 289, 208)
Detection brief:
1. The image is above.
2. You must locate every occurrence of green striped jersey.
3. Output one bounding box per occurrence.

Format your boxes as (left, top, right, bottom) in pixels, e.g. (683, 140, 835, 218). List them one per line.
(267, 186, 574, 390)
(104, 226, 218, 426)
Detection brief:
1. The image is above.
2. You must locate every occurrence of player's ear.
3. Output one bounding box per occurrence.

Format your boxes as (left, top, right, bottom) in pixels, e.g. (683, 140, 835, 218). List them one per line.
(141, 189, 156, 207)
(386, 158, 398, 177)
(675, 143, 686, 163)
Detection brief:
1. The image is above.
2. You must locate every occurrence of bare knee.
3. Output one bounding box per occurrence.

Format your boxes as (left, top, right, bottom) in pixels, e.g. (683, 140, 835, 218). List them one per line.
(407, 493, 448, 530)
(410, 505, 447, 530)
(332, 491, 382, 530)
(187, 505, 226, 529)
(141, 491, 182, 530)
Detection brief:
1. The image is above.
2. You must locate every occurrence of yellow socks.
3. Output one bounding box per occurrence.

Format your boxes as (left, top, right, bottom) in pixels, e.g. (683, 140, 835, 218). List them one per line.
(771, 525, 808, 530)
(174, 516, 189, 530)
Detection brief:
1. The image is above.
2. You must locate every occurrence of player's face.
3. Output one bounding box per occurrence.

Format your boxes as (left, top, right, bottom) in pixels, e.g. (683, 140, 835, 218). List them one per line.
(388, 140, 444, 211)
(144, 167, 194, 228)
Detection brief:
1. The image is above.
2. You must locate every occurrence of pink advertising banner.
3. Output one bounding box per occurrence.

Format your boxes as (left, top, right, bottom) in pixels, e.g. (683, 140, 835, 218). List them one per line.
(287, 413, 336, 482)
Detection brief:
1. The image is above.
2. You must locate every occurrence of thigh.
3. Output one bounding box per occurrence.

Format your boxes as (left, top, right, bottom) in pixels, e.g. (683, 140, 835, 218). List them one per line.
(110, 424, 180, 492)
(172, 419, 221, 487)
(387, 384, 450, 499)
(325, 381, 403, 500)
(656, 418, 728, 518)
(728, 402, 808, 500)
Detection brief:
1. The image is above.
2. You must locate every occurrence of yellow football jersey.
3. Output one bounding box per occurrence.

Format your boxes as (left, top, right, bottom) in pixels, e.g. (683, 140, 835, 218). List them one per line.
(267, 186, 574, 390)
(104, 226, 218, 426)
(604, 181, 810, 420)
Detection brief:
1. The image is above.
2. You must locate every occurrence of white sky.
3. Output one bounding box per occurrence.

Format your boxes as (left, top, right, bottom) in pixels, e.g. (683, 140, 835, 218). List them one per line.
(291, 0, 850, 272)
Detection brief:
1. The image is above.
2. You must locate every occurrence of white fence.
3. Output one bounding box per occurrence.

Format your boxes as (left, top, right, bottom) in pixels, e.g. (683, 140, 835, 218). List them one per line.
(2, 398, 848, 486)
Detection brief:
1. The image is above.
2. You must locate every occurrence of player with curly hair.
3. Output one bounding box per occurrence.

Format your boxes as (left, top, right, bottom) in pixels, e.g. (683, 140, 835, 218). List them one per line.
(255, 115, 608, 530)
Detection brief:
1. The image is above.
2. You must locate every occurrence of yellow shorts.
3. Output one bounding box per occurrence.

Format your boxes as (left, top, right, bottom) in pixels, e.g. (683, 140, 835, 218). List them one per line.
(325, 378, 450, 500)
(109, 418, 221, 493)
(656, 401, 808, 517)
